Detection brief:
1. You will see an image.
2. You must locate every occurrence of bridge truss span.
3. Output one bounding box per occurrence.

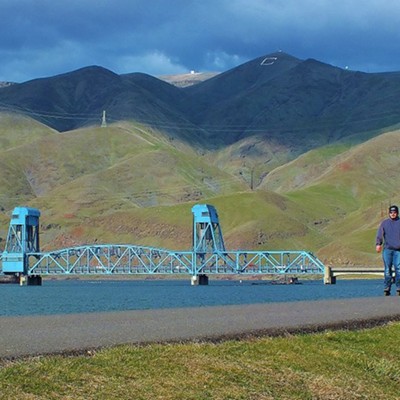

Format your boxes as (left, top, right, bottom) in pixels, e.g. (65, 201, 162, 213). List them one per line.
(27, 245, 195, 276)
(194, 250, 325, 276)
(0, 204, 326, 284)
(25, 245, 325, 277)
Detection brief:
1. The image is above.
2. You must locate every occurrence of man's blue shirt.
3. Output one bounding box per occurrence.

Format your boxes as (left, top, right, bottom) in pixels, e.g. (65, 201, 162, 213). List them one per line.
(376, 217, 400, 250)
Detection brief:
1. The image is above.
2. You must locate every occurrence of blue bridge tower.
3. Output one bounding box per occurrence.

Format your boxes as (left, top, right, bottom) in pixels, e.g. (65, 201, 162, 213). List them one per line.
(1, 207, 42, 285)
(192, 204, 225, 253)
(191, 204, 226, 285)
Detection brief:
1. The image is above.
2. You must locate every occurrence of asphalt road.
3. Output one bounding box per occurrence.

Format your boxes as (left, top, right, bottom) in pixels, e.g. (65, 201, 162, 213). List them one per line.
(1, 297, 400, 359)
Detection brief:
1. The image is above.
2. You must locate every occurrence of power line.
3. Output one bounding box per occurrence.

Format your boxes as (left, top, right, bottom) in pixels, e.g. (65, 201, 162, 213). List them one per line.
(0, 102, 399, 135)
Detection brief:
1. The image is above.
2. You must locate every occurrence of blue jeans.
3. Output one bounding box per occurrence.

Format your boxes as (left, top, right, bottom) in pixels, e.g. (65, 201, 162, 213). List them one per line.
(382, 248, 400, 291)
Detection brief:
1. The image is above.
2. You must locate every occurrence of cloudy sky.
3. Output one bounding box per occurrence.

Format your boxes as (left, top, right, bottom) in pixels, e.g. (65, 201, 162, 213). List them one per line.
(1, 0, 399, 82)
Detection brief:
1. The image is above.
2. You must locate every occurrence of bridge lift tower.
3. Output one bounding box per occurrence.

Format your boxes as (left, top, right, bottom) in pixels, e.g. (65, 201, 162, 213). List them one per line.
(191, 204, 226, 285)
(192, 204, 225, 253)
(1, 207, 42, 285)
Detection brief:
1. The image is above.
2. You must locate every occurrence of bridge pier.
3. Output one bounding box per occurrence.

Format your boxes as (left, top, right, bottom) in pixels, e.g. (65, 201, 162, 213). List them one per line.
(324, 266, 336, 284)
(191, 274, 209, 286)
(324, 266, 385, 283)
(19, 275, 42, 286)
(0, 274, 19, 284)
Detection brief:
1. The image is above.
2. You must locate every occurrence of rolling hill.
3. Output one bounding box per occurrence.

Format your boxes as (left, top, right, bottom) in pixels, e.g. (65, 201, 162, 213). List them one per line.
(1, 52, 400, 149)
(0, 66, 208, 147)
(1, 51, 400, 266)
(0, 110, 396, 267)
(1, 51, 400, 182)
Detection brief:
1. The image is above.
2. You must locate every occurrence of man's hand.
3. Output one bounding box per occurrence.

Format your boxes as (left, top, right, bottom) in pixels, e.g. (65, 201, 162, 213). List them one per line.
(376, 245, 382, 253)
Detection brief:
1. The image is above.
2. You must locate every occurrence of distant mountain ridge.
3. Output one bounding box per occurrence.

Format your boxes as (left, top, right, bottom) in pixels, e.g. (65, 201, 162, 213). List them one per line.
(0, 66, 199, 140)
(181, 53, 400, 147)
(1, 51, 400, 188)
(1, 52, 400, 154)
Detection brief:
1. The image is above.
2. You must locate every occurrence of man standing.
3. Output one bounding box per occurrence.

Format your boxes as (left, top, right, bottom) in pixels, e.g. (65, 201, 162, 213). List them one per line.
(376, 205, 400, 296)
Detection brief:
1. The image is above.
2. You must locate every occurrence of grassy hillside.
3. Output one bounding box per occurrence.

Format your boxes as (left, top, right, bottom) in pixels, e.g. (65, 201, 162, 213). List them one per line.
(260, 129, 400, 265)
(205, 134, 296, 189)
(1, 114, 399, 267)
(0, 117, 249, 249)
(0, 112, 56, 150)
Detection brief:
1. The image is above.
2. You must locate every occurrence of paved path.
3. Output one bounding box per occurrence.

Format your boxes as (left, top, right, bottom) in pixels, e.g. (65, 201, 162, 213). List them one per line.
(1, 297, 400, 359)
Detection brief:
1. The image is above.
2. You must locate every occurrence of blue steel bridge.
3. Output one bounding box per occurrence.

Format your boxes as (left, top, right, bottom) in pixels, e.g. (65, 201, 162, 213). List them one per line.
(0, 204, 325, 285)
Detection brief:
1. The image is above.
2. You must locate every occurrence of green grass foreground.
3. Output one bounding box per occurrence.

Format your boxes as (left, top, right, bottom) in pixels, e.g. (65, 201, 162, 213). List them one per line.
(1, 323, 400, 399)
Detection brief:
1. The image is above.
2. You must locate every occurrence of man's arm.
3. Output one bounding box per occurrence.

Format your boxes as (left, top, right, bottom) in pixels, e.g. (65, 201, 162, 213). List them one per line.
(376, 222, 384, 252)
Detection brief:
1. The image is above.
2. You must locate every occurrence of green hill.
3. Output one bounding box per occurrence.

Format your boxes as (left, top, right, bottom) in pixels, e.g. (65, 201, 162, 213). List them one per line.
(0, 115, 248, 250)
(260, 129, 400, 265)
(0, 113, 398, 267)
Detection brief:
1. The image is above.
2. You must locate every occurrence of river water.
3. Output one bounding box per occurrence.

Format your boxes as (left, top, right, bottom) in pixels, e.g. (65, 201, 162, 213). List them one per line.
(0, 278, 383, 317)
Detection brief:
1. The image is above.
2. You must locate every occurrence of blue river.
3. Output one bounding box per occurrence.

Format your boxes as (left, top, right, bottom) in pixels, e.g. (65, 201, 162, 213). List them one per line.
(0, 278, 384, 317)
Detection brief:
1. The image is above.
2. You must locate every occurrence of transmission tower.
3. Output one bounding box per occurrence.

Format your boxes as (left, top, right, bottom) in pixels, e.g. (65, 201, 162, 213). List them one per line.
(101, 110, 107, 127)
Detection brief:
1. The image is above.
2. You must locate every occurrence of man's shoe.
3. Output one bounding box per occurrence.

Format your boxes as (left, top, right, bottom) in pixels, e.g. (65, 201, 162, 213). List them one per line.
(384, 290, 391, 296)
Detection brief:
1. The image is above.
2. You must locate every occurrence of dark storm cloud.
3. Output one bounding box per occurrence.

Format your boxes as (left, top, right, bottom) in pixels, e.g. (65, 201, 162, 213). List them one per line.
(1, 0, 400, 82)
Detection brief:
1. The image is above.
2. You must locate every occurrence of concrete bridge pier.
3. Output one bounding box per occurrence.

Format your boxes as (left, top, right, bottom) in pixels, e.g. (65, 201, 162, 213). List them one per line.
(324, 266, 336, 284)
(19, 275, 42, 286)
(191, 274, 209, 286)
